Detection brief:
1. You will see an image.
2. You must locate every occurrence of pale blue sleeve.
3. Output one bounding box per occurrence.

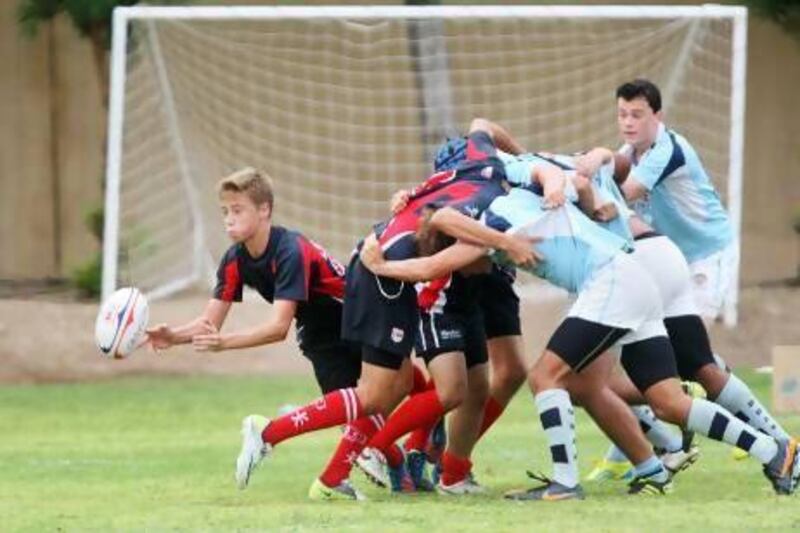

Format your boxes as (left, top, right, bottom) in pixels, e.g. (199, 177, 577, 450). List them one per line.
(502, 158, 537, 187)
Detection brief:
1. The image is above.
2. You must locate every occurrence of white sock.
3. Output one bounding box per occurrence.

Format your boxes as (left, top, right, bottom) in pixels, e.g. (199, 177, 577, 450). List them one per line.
(535, 388, 579, 488)
(687, 398, 778, 464)
(715, 374, 790, 442)
(631, 405, 683, 453)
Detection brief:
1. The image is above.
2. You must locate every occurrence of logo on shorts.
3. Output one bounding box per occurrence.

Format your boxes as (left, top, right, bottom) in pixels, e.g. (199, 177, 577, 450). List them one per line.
(481, 166, 494, 179)
(439, 329, 462, 341)
(391, 327, 405, 343)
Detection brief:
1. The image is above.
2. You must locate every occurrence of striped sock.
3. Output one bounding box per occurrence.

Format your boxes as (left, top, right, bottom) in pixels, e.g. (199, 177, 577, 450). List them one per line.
(263, 387, 362, 446)
(535, 388, 579, 488)
(687, 398, 778, 464)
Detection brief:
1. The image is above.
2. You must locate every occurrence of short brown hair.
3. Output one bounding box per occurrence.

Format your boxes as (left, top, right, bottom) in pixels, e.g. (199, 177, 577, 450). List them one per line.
(217, 167, 274, 210)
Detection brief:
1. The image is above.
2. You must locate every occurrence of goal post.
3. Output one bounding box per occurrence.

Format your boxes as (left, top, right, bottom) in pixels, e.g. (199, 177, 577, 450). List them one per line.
(103, 4, 747, 325)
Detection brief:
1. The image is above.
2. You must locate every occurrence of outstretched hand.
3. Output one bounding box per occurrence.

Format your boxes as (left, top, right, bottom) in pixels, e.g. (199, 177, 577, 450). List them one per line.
(192, 320, 222, 352)
(145, 324, 175, 353)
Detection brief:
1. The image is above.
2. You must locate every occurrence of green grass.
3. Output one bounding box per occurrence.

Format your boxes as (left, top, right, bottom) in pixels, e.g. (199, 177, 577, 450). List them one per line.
(1, 371, 798, 532)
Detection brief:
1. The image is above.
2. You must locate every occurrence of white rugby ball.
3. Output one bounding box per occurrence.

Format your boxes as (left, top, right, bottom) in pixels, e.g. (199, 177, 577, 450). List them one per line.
(95, 287, 149, 359)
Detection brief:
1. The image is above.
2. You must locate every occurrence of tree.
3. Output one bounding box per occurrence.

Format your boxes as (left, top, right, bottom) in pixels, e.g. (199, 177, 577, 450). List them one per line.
(743, 0, 800, 43)
(17, 0, 144, 108)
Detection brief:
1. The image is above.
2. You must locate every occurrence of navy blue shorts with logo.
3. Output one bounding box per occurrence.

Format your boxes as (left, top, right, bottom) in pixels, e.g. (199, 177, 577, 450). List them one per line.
(414, 273, 488, 369)
(341, 247, 418, 370)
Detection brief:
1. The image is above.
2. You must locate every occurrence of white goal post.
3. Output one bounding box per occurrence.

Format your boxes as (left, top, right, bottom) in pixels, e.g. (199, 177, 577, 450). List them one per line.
(103, 4, 747, 325)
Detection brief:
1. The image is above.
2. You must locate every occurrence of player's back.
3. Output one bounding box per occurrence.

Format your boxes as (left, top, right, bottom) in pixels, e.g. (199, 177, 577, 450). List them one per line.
(485, 188, 631, 293)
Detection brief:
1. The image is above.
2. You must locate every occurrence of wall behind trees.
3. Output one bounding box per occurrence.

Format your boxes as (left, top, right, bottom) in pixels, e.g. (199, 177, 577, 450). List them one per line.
(0, 2, 104, 280)
(0, 2, 797, 285)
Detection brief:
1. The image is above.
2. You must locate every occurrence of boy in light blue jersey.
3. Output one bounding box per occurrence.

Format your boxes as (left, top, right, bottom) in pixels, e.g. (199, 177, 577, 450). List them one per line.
(606, 79, 738, 320)
(359, 185, 800, 500)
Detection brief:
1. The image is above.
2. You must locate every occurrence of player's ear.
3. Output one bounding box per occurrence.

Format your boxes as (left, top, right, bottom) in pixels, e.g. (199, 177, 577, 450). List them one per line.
(259, 202, 272, 219)
(655, 109, 664, 121)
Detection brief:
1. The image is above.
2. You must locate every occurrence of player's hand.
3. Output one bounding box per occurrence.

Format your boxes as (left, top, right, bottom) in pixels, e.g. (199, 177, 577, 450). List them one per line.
(145, 324, 175, 352)
(359, 234, 386, 274)
(390, 189, 410, 214)
(502, 233, 543, 269)
(542, 188, 566, 209)
(192, 320, 223, 352)
(575, 151, 604, 178)
(593, 202, 619, 222)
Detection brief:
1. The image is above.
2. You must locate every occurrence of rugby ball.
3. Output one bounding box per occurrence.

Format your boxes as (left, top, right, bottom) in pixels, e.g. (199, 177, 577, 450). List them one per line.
(95, 287, 149, 359)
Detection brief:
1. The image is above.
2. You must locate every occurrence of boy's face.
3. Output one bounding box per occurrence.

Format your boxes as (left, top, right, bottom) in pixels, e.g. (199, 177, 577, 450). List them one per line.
(219, 191, 270, 242)
(617, 96, 662, 149)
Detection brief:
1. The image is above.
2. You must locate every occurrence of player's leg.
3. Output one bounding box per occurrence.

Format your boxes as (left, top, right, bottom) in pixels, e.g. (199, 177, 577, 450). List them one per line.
(438, 361, 490, 494)
(505, 315, 630, 502)
(367, 350, 469, 471)
(571, 354, 662, 482)
(666, 315, 792, 444)
(437, 310, 491, 494)
(621, 333, 800, 495)
(236, 347, 411, 492)
(476, 268, 527, 438)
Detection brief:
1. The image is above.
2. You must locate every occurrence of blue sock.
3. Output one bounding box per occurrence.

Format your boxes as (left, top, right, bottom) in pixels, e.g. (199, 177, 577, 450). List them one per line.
(633, 455, 669, 482)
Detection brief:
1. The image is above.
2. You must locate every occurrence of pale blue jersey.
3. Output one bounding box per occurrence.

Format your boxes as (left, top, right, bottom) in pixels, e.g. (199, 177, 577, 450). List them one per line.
(497, 151, 634, 244)
(483, 187, 632, 294)
(622, 123, 733, 262)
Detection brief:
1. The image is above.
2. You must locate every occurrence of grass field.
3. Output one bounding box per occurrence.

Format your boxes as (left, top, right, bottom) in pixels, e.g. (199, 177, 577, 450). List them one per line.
(1, 370, 798, 532)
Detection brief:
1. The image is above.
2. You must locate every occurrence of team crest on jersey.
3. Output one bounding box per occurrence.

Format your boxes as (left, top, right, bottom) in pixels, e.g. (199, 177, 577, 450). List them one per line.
(391, 327, 405, 343)
(463, 205, 480, 218)
(481, 166, 494, 179)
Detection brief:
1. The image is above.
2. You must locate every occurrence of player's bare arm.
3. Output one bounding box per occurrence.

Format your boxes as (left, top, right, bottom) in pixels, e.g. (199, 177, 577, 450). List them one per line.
(574, 146, 614, 178)
(618, 175, 649, 202)
(193, 299, 297, 352)
(469, 118, 526, 155)
(429, 207, 541, 266)
(146, 298, 231, 350)
(361, 233, 486, 282)
(532, 164, 567, 208)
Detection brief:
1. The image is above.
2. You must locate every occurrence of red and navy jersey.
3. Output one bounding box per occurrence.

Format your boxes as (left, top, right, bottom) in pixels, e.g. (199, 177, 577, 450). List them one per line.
(373, 130, 507, 262)
(374, 130, 507, 311)
(214, 226, 346, 351)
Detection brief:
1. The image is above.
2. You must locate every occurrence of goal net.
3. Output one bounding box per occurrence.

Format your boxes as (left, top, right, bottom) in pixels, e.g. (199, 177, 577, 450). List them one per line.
(103, 5, 747, 323)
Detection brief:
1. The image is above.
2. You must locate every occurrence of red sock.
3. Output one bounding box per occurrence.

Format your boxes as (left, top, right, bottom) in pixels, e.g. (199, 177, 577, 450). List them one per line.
(368, 389, 446, 457)
(411, 364, 428, 394)
(441, 450, 472, 486)
(477, 396, 506, 439)
(384, 443, 405, 468)
(263, 387, 363, 446)
(319, 415, 383, 487)
(404, 377, 438, 452)
(404, 421, 437, 453)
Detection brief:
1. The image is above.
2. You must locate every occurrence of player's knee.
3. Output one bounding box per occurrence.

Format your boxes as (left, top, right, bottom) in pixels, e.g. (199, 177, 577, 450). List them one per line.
(528, 352, 568, 393)
(493, 359, 527, 395)
(436, 378, 467, 411)
(355, 385, 392, 416)
(649, 394, 690, 425)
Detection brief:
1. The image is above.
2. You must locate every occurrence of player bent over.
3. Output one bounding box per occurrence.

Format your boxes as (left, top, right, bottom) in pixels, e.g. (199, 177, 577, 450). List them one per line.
(360, 186, 800, 499)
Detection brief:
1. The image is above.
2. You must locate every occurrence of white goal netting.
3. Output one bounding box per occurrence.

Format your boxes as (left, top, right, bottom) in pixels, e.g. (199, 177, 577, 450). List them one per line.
(104, 6, 746, 321)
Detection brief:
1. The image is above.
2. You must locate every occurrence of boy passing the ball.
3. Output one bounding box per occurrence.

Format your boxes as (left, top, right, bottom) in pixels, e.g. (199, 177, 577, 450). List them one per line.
(146, 168, 388, 499)
(146, 167, 358, 390)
